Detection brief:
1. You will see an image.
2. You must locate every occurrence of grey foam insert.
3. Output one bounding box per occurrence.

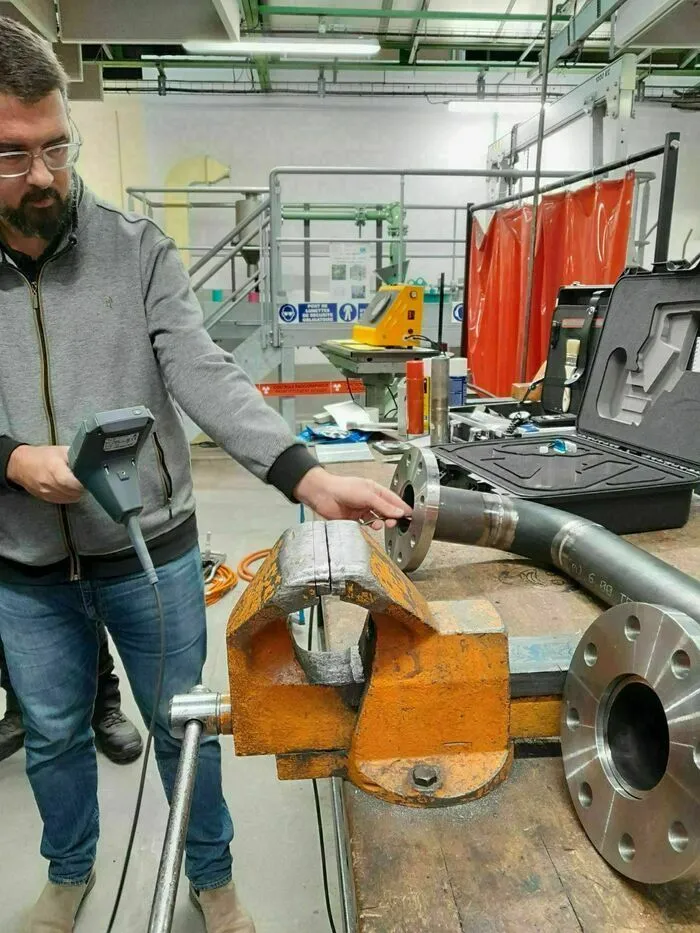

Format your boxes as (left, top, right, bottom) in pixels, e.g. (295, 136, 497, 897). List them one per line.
(577, 266, 700, 470)
(438, 436, 692, 498)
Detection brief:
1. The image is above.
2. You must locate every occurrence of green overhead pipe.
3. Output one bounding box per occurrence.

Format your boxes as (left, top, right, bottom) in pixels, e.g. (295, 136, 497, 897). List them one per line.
(101, 57, 600, 73)
(239, 0, 260, 29)
(101, 58, 700, 77)
(254, 56, 272, 90)
(259, 5, 569, 23)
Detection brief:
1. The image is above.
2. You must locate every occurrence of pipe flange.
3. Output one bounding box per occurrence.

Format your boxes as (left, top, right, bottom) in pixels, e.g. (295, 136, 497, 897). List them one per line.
(385, 448, 440, 573)
(562, 602, 700, 883)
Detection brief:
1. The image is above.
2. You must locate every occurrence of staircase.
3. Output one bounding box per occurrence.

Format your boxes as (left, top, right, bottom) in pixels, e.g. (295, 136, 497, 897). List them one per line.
(189, 195, 281, 385)
(177, 196, 286, 441)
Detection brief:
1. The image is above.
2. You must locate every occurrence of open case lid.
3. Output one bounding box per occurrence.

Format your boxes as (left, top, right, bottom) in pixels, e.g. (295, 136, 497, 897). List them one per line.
(577, 260, 700, 472)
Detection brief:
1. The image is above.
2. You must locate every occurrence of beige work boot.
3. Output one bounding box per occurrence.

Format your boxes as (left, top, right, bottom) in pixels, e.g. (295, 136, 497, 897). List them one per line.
(27, 872, 95, 932)
(190, 881, 256, 932)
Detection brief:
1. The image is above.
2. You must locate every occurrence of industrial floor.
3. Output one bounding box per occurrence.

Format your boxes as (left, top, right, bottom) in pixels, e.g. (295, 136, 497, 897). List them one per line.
(0, 449, 341, 933)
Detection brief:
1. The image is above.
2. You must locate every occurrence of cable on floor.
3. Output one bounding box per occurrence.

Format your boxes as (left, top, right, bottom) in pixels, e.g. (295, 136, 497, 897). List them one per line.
(236, 549, 271, 583)
(312, 778, 338, 933)
(308, 599, 339, 933)
(205, 563, 238, 606)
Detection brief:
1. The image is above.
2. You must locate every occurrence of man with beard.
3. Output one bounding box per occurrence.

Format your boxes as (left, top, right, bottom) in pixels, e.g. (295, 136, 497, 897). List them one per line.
(0, 34, 143, 773)
(0, 17, 410, 933)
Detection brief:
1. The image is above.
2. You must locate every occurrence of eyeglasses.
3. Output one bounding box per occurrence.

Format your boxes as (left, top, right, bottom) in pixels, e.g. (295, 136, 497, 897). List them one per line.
(0, 140, 82, 179)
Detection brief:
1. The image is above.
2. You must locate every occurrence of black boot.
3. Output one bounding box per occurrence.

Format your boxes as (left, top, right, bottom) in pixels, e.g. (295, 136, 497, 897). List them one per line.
(0, 641, 25, 763)
(93, 625, 143, 765)
(0, 688, 25, 763)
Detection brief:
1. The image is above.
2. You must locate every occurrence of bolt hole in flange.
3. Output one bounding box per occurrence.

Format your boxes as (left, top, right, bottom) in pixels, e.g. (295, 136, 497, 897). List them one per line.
(566, 706, 580, 730)
(584, 642, 598, 666)
(672, 649, 691, 680)
(619, 833, 636, 862)
(625, 614, 641, 641)
(578, 782, 593, 808)
(669, 821, 689, 853)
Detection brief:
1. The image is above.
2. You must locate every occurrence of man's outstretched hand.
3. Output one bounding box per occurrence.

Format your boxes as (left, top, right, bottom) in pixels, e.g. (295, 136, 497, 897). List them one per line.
(294, 467, 411, 530)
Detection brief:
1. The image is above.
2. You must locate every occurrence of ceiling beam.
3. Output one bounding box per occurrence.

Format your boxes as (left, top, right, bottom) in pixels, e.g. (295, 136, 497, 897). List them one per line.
(489, 53, 637, 166)
(58, 0, 227, 43)
(490, 0, 517, 44)
(259, 6, 569, 24)
(238, 0, 259, 30)
(680, 49, 700, 69)
(546, 0, 626, 70)
(408, 0, 429, 65)
(212, 0, 241, 39)
(378, 0, 393, 37)
(7, 0, 56, 39)
(55, 42, 83, 80)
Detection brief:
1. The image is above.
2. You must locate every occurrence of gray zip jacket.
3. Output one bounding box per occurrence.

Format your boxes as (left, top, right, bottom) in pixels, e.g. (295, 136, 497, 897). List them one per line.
(0, 180, 315, 577)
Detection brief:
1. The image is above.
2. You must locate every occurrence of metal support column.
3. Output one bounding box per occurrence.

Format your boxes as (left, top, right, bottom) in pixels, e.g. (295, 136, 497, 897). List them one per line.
(270, 175, 284, 348)
(591, 103, 605, 169)
(303, 203, 311, 302)
(636, 178, 652, 266)
(376, 208, 383, 289)
(280, 345, 296, 431)
(519, 0, 555, 383)
(460, 204, 474, 361)
(654, 132, 680, 265)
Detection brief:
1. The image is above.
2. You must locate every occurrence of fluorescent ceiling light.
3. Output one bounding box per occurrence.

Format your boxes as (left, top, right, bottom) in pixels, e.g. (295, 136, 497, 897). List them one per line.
(448, 100, 542, 116)
(183, 38, 380, 57)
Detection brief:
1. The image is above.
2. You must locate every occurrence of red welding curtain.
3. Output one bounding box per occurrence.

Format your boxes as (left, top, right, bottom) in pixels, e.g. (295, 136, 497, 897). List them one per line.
(467, 172, 635, 396)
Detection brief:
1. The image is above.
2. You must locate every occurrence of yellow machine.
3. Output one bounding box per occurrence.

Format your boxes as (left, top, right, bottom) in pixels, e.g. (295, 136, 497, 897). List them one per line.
(351, 283, 424, 348)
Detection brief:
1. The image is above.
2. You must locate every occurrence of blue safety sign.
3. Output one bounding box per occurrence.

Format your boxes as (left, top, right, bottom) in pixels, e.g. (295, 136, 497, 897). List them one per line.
(278, 301, 369, 324)
(452, 303, 464, 322)
(278, 303, 297, 323)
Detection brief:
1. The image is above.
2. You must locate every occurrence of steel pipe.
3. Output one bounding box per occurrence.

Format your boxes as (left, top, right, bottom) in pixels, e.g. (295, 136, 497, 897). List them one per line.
(562, 602, 700, 883)
(148, 687, 230, 933)
(385, 449, 700, 618)
(147, 719, 203, 933)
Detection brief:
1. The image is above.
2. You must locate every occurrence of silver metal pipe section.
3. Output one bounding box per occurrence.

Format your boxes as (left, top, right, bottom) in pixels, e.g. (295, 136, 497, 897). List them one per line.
(429, 356, 450, 446)
(147, 719, 203, 933)
(386, 449, 700, 621)
(169, 689, 229, 739)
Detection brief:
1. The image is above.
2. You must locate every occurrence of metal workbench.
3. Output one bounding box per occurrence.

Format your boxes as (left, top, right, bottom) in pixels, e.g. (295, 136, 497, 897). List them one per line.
(321, 460, 700, 933)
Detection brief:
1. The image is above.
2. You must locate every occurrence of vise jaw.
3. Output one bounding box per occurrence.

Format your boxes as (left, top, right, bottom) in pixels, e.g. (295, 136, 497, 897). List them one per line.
(224, 521, 512, 807)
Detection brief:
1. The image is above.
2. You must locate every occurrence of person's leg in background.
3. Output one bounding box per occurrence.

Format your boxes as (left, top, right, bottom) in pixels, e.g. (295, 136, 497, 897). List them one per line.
(92, 622, 143, 764)
(100, 547, 254, 933)
(0, 633, 26, 761)
(0, 584, 101, 931)
(0, 621, 143, 766)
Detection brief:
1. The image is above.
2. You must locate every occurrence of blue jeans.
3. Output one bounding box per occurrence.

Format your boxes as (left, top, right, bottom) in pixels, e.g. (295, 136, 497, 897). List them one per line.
(0, 547, 233, 888)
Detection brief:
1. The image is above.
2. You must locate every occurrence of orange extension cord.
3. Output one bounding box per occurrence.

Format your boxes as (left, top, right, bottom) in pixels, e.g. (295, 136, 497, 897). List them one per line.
(204, 549, 271, 605)
(236, 549, 271, 582)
